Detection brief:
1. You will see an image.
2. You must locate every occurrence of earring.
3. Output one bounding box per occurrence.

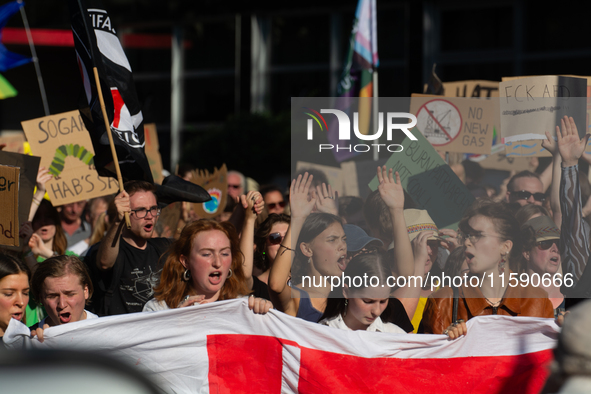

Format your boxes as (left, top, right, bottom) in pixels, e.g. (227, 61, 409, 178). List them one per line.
(308, 257, 312, 265)
(183, 269, 191, 281)
(227, 268, 233, 278)
(498, 253, 506, 274)
(344, 299, 348, 307)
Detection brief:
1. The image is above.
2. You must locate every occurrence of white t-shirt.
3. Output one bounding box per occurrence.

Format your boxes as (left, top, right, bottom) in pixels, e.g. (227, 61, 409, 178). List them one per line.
(38, 310, 98, 327)
(320, 314, 406, 333)
(143, 298, 170, 312)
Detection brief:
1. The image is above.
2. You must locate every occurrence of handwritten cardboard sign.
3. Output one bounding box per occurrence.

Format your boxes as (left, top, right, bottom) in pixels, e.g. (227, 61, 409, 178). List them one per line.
(144, 123, 164, 184)
(368, 128, 474, 229)
(191, 164, 228, 219)
(0, 165, 19, 246)
(21, 111, 119, 206)
(443, 80, 499, 98)
(0, 151, 40, 246)
(410, 94, 498, 154)
(499, 76, 587, 157)
(0, 133, 26, 153)
(471, 151, 537, 172)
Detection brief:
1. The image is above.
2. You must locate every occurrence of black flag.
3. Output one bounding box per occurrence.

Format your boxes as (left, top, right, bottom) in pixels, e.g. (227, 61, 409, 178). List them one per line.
(67, 0, 152, 183)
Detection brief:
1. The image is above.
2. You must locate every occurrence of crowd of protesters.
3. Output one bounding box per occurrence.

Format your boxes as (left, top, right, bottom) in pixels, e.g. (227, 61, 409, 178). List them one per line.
(2, 115, 591, 391)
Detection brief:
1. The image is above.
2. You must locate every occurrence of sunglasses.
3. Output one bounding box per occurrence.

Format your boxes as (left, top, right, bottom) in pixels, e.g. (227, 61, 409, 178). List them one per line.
(537, 239, 559, 250)
(228, 184, 241, 189)
(267, 201, 286, 210)
(512, 190, 546, 202)
(268, 232, 284, 245)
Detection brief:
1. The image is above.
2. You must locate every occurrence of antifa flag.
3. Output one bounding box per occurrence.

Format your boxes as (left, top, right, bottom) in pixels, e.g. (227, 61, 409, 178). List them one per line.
(67, 0, 153, 183)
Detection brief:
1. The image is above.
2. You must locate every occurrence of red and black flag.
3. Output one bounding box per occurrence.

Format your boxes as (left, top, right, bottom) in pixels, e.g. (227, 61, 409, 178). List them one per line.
(67, 0, 152, 183)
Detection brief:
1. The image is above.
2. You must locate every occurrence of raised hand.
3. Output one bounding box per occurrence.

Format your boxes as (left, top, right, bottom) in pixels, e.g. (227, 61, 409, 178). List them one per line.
(241, 191, 264, 220)
(557, 115, 590, 167)
(290, 172, 316, 220)
(412, 231, 433, 275)
(377, 166, 404, 211)
(314, 183, 338, 215)
(35, 167, 53, 194)
(541, 131, 558, 156)
(114, 190, 130, 222)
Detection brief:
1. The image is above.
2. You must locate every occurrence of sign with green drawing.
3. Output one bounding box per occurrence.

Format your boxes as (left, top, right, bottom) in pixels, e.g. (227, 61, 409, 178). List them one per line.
(21, 110, 119, 205)
(368, 128, 474, 229)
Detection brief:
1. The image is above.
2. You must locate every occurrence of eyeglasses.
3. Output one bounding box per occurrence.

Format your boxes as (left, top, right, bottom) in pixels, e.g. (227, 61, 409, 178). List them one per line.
(268, 232, 284, 245)
(512, 190, 546, 202)
(228, 184, 241, 189)
(537, 239, 559, 250)
(457, 231, 504, 245)
(131, 206, 161, 219)
(267, 201, 286, 210)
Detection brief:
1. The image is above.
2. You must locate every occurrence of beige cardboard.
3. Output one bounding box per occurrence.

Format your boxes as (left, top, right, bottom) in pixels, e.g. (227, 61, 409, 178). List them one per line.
(21, 110, 119, 206)
(295, 161, 344, 196)
(157, 201, 182, 238)
(443, 80, 500, 98)
(144, 123, 165, 184)
(0, 165, 19, 246)
(191, 164, 228, 219)
(0, 133, 26, 153)
(410, 94, 498, 154)
(472, 151, 538, 172)
(499, 76, 587, 158)
(340, 161, 359, 197)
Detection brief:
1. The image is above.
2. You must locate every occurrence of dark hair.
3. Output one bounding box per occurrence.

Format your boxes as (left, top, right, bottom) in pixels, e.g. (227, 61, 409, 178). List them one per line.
(462, 159, 485, 185)
(507, 170, 541, 193)
(154, 219, 250, 308)
(320, 252, 392, 322)
(123, 180, 156, 197)
(443, 246, 467, 277)
(259, 184, 284, 200)
(293, 213, 343, 283)
(32, 199, 67, 256)
(294, 168, 328, 189)
(177, 163, 195, 179)
(253, 213, 291, 272)
(363, 190, 392, 242)
(31, 255, 93, 305)
(338, 196, 364, 218)
(459, 200, 523, 271)
(515, 204, 551, 227)
(0, 253, 30, 283)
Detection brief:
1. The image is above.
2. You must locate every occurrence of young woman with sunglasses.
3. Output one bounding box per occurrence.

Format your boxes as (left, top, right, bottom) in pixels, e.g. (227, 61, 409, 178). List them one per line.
(251, 213, 290, 300)
(421, 200, 554, 335)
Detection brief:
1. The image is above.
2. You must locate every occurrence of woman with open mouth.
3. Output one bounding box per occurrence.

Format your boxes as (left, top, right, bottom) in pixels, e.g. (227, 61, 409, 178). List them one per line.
(143, 218, 272, 314)
(29, 255, 98, 342)
(421, 200, 554, 335)
(0, 253, 31, 344)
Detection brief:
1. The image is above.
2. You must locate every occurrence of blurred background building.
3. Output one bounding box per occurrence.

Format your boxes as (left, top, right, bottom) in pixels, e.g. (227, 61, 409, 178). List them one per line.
(0, 0, 587, 184)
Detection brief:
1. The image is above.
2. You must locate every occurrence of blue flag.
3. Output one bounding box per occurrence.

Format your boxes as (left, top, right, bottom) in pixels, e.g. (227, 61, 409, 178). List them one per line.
(0, 1, 32, 72)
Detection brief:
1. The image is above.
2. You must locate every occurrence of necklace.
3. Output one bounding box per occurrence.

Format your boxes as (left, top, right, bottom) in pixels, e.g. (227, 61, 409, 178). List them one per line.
(484, 296, 501, 307)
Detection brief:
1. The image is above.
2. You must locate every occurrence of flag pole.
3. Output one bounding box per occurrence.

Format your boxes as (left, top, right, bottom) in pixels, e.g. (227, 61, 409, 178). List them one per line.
(93, 67, 131, 228)
(18, 1, 49, 116)
(372, 69, 379, 161)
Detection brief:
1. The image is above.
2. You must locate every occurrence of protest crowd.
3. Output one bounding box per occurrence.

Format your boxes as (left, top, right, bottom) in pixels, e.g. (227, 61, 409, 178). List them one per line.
(1, 1, 591, 393)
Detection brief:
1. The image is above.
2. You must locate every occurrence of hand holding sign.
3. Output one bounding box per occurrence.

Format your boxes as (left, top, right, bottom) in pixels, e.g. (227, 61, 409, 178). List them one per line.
(557, 115, 590, 167)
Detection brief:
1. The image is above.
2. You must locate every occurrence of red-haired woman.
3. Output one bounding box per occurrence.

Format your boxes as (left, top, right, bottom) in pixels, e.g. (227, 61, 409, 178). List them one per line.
(143, 219, 271, 314)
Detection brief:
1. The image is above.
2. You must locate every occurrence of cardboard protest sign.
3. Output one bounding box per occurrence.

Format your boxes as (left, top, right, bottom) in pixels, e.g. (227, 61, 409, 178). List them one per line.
(442, 80, 499, 98)
(0, 165, 19, 246)
(0, 151, 40, 245)
(340, 162, 360, 197)
(471, 151, 537, 172)
(191, 164, 228, 219)
(21, 111, 119, 206)
(499, 76, 587, 157)
(156, 201, 182, 238)
(368, 129, 475, 229)
(295, 161, 345, 196)
(410, 94, 498, 154)
(144, 123, 164, 184)
(0, 133, 26, 153)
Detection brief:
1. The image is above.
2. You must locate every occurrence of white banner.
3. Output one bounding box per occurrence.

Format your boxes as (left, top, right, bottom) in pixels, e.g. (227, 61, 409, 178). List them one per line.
(4, 299, 559, 394)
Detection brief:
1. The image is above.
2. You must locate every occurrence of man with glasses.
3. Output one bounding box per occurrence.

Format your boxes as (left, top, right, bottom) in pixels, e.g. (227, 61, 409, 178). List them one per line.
(88, 181, 173, 315)
(227, 170, 245, 200)
(505, 170, 546, 206)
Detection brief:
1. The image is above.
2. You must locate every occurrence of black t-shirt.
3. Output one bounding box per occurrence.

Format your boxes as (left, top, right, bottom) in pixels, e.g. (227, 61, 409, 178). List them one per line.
(382, 298, 414, 333)
(86, 238, 172, 316)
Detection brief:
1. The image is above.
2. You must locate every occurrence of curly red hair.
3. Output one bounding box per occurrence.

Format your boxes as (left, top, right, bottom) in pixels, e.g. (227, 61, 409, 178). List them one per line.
(154, 219, 251, 308)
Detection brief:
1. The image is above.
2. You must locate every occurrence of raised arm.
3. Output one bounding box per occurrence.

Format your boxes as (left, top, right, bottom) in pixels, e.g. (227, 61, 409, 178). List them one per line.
(377, 166, 413, 277)
(541, 131, 562, 227)
(28, 167, 52, 222)
(239, 190, 264, 291)
(557, 116, 591, 284)
(268, 173, 315, 315)
(96, 191, 129, 270)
